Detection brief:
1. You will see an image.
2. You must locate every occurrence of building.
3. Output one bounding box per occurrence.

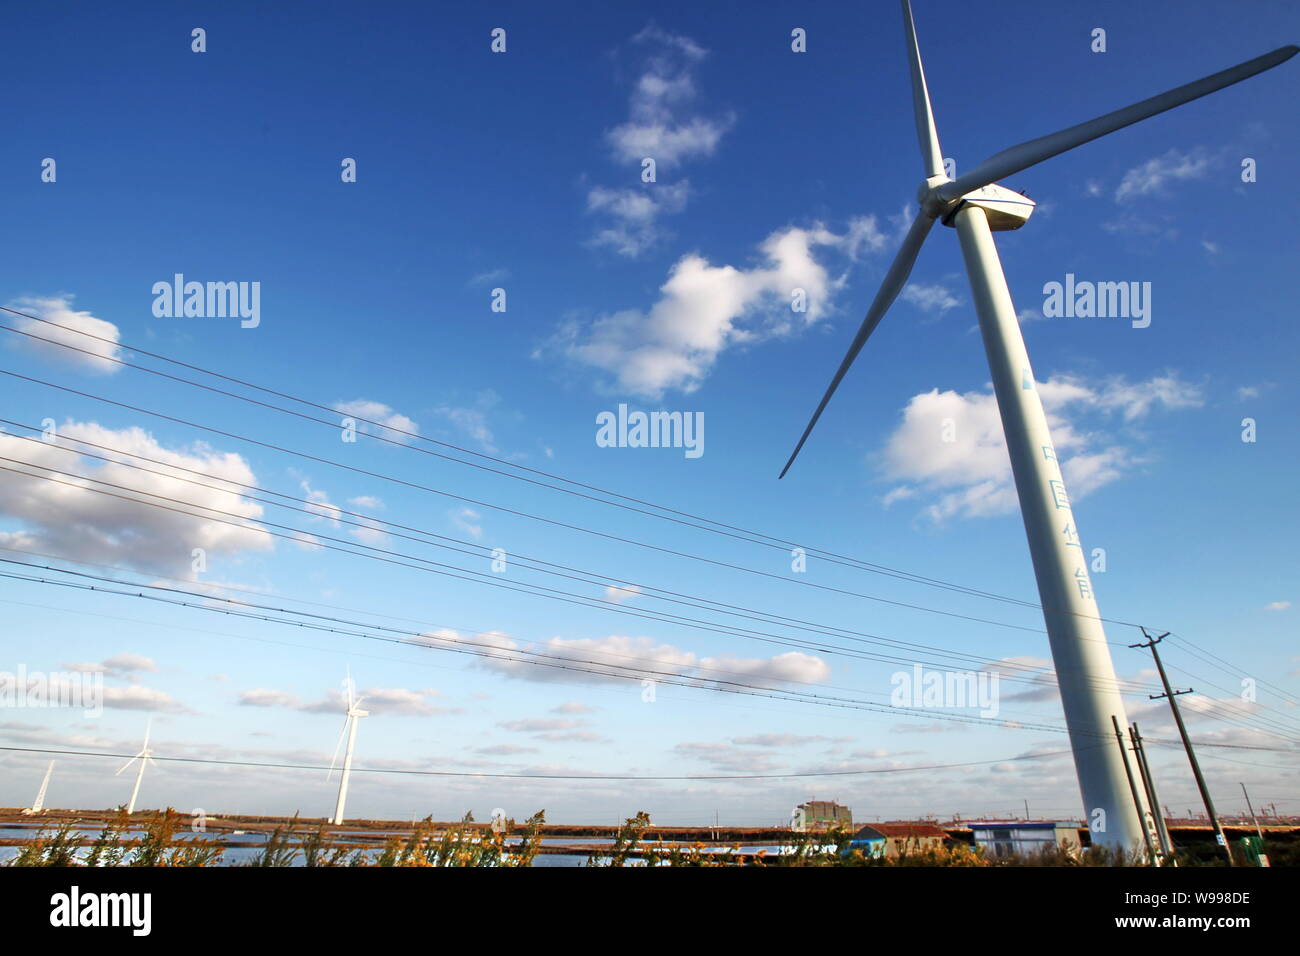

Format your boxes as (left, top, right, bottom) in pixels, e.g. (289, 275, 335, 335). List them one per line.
(847, 823, 948, 859)
(797, 800, 852, 829)
(967, 821, 1082, 859)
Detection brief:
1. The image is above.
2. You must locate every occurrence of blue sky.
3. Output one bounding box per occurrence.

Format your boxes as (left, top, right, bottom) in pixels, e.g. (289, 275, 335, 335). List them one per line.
(1, 0, 1296, 826)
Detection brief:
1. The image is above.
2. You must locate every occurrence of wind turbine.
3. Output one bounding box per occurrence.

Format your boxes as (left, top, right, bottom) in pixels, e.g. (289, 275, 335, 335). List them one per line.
(780, 1, 1295, 852)
(328, 670, 369, 826)
(115, 719, 157, 815)
(21, 760, 55, 815)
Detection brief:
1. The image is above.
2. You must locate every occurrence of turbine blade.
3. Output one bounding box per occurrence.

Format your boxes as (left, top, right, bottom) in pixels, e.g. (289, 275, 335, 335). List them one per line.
(779, 212, 935, 478)
(115, 756, 139, 776)
(902, 0, 944, 177)
(327, 715, 348, 779)
(939, 44, 1298, 200)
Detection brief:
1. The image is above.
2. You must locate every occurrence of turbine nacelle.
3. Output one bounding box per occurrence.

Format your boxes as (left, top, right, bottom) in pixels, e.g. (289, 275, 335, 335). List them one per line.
(945, 182, 1036, 231)
(918, 176, 1034, 231)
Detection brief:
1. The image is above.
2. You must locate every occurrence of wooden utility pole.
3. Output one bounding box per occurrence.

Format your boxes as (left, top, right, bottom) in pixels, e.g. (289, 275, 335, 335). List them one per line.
(1130, 629, 1233, 865)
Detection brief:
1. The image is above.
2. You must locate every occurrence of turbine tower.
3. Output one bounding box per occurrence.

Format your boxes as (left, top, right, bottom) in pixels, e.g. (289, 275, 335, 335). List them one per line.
(329, 670, 369, 826)
(115, 719, 156, 815)
(780, 1, 1295, 851)
(22, 760, 55, 815)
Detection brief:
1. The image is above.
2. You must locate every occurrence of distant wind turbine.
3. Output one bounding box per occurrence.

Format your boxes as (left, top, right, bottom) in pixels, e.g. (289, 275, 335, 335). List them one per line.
(115, 719, 157, 814)
(780, 1, 1296, 851)
(22, 760, 55, 815)
(328, 670, 369, 826)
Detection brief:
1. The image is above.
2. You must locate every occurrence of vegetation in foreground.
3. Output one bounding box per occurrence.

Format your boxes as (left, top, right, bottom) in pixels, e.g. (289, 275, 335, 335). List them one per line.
(4, 807, 1285, 867)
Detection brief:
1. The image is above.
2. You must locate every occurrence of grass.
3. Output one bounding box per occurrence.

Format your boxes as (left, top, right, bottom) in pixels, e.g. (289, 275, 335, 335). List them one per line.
(4, 807, 1286, 867)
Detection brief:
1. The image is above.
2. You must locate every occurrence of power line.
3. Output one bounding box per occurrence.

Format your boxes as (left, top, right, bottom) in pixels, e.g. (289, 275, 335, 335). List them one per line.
(6, 560, 1294, 754)
(1168, 631, 1300, 709)
(5, 454, 1293, 741)
(0, 565, 1091, 737)
(0, 309, 1157, 631)
(2, 318, 1288, 741)
(0, 458, 1158, 698)
(0, 307, 1048, 604)
(0, 743, 1086, 781)
(0, 386, 1065, 642)
(0, 423, 1148, 687)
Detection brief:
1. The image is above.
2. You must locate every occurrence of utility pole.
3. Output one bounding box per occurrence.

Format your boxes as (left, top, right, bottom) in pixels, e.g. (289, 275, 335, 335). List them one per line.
(1023, 799, 1030, 821)
(1240, 783, 1269, 867)
(1131, 628, 1233, 865)
(1111, 715, 1155, 862)
(1131, 724, 1174, 859)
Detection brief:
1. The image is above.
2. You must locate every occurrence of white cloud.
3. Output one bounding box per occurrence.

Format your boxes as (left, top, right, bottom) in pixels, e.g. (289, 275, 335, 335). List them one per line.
(842, 215, 889, 261)
(239, 688, 301, 708)
(552, 701, 596, 714)
(66, 653, 158, 677)
(287, 686, 450, 717)
(299, 480, 342, 526)
(901, 282, 960, 314)
(587, 181, 691, 257)
(471, 631, 829, 690)
(0, 420, 272, 577)
(585, 28, 730, 256)
(469, 268, 509, 286)
(881, 373, 1203, 521)
(499, 717, 581, 733)
(449, 507, 482, 540)
(673, 740, 782, 772)
(475, 743, 538, 755)
(334, 399, 419, 442)
(433, 393, 500, 453)
(559, 223, 848, 397)
(1115, 147, 1212, 202)
(99, 684, 189, 713)
(605, 27, 732, 167)
(1265, 601, 1291, 611)
(603, 584, 642, 604)
(4, 295, 122, 373)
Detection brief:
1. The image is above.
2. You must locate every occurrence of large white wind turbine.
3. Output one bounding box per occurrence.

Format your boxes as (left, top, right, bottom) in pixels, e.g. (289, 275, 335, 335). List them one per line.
(328, 670, 369, 826)
(115, 719, 157, 815)
(22, 760, 55, 815)
(780, 1, 1295, 851)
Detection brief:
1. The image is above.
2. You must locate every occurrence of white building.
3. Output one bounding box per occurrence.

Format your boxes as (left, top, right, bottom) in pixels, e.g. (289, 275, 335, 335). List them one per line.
(967, 821, 1082, 859)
